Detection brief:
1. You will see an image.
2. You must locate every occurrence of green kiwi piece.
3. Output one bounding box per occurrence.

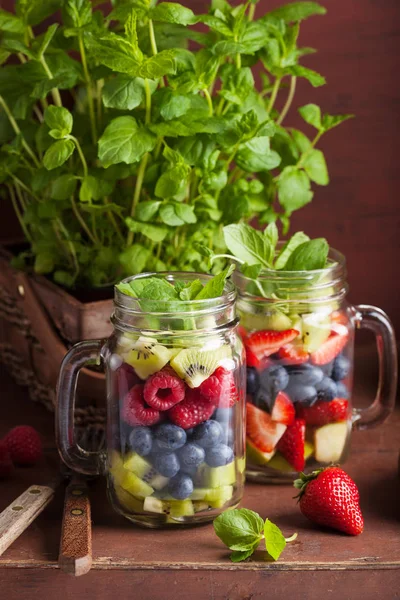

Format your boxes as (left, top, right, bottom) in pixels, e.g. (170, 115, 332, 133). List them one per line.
(170, 345, 231, 388)
(126, 336, 173, 379)
(301, 313, 331, 352)
(120, 471, 154, 498)
(143, 497, 195, 517)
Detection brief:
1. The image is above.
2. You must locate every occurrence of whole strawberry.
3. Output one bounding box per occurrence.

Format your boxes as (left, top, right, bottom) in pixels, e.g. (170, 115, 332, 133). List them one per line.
(0, 441, 14, 478)
(294, 467, 364, 535)
(4, 426, 43, 466)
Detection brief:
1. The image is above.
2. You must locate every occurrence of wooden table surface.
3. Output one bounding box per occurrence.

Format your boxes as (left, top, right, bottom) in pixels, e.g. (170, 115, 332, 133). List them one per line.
(0, 351, 399, 600)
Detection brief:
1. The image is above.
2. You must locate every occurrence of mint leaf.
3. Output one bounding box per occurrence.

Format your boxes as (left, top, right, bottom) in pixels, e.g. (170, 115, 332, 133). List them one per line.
(138, 277, 178, 301)
(159, 89, 191, 121)
(36, 23, 58, 59)
(236, 137, 281, 173)
(125, 218, 168, 242)
(43, 139, 75, 170)
(224, 223, 273, 268)
(84, 33, 141, 75)
(278, 167, 313, 213)
(98, 116, 157, 167)
(291, 129, 312, 153)
(155, 164, 191, 198)
(79, 175, 114, 202)
(321, 113, 354, 132)
(137, 50, 177, 80)
(51, 174, 77, 200)
(44, 105, 73, 137)
(298, 103, 322, 130)
(287, 65, 325, 88)
(102, 76, 146, 110)
(274, 231, 310, 270)
(150, 3, 198, 26)
(66, 0, 92, 28)
(119, 244, 151, 275)
(242, 263, 262, 279)
(303, 149, 329, 185)
(213, 508, 264, 550)
(264, 222, 278, 258)
(264, 519, 286, 561)
(179, 280, 203, 301)
(266, 2, 326, 22)
(283, 238, 329, 271)
(136, 200, 161, 222)
(0, 9, 25, 33)
(230, 547, 257, 563)
(195, 264, 235, 300)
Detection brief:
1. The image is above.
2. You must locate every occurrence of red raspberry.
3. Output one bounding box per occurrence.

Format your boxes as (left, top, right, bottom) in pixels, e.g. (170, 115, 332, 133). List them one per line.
(122, 384, 161, 426)
(200, 367, 239, 408)
(144, 366, 185, 411)
(0, 441, 14, 477)
(168, 388, 215, 429)
(297, 399, 349, 427)
(3, 426, 42, 466)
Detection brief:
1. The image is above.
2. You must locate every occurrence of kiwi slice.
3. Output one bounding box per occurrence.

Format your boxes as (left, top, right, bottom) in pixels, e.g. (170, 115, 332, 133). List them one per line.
(109, 451, 127, 486)
(241, 310, 293, 332)
(246, 440, 276, 466)
(193, 501, 210, 513)
(170, 345, 231, 388)
(114, 485, 144, 513)
(120, 470, 154, 498)
(123, 453, 169, 490)
(126, 336, 172, 380)
(196, 462, 236, 488)
(301, 313, 331, 353)
(191, 485, 233, 508)
(143, 496, 195, 517)
(314, 422, 348, 463)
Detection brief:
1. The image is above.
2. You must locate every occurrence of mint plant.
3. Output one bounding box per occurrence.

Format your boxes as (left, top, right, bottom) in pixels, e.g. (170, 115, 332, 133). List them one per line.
(0, 0, 352, 288)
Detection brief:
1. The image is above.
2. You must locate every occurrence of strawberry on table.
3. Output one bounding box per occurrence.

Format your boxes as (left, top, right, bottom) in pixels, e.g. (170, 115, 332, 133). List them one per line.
(245, 329, 299, 362)
(310, 332, 349, 365)
(294, 466, 364, 535)
(3, 426, 42, 466)
(276, 418, 306, 472)
(168, 388, 215, 429)
(278, 343, 309, 365)
(271, 391, 295, 426)
(297, 398, 349, 426)
(246, 402, 286, 454)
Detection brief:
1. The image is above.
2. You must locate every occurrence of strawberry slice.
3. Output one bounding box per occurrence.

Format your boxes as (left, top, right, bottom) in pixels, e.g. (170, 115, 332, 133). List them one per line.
(237, 325, 248, 341)
(277, 418, 306, 471)
(278, 343, 309, 365)
(271, 391, 295, 426)
(297, 398, 349, 427)
(246, 403, 286, 453)
(310, 332, 349, 365)
(245, 346, 261, 368)
(245, 329, 299, 361)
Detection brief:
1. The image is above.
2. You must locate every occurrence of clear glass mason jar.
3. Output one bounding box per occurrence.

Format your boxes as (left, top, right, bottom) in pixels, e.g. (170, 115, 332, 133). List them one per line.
(233, 248, 397, 482)
(56, 273, 245, 527)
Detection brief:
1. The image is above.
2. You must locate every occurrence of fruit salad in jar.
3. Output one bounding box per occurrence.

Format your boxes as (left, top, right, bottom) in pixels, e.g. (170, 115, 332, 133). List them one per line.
(241, 309, 353, 478)
(106, 273, 245, 526)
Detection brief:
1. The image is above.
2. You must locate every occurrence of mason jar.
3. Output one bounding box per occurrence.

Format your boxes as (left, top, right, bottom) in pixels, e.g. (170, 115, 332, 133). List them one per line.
(233, 248, 397, 482)
(56, 273, 245, 527)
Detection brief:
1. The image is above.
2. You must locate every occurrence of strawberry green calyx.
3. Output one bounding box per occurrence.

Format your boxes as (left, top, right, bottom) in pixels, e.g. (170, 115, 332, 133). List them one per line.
(293, 467, 326, 497)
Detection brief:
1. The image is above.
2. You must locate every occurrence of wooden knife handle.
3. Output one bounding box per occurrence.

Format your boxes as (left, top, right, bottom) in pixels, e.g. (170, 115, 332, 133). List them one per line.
(58, 478, 92, 576)
(0, 484, 56, 556)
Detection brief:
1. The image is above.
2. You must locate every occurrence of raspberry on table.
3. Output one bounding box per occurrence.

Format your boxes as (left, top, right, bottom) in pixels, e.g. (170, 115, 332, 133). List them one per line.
(168, 388, 215, 429)
(144, 366, 185, 411)
(3, 426, 42, 467)
(122, 384, 161, 426)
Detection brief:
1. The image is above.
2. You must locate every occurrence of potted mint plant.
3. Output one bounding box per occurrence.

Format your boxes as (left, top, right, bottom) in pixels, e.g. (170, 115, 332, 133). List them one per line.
(0, 0, 351, 407)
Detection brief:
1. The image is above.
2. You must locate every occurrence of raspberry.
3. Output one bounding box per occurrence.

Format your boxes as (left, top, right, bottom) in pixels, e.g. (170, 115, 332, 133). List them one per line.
(122, 384, 161, 426)
(168, 388, 215, 429)
(199, 367, 238, 408)
(0, 441, 14, 478)
(3, 426, 42, 466)
(144, 366, 185, 411)
(297, 398, 349, 427)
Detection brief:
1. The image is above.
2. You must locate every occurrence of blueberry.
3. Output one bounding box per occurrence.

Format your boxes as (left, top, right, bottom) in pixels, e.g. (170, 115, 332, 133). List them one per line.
(154, 423, 187, 451)
(287, 363, 324, 386)
(332, 355, 350, 382)
(320, 361, 334, 377)
(246, 367, 260, 396)
(336, 382, 350, 399)
(168, 473, 194, 500)
(254, 387, 272, 411)
(316, 377, 338, 402)
(178, 443, 205, 472)
(212, 407, 232, 424)
(205, 443, 234, 467)
(128, 426, 153, 456)
(153, 452, 180, 477)
(259, 365, 289, 398)
(192, 420, 223, 448)
(286, 382, 317, 406)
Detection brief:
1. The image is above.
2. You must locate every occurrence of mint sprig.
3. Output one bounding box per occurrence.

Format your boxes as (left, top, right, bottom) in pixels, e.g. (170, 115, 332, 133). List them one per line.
(213, 508, 297, 563)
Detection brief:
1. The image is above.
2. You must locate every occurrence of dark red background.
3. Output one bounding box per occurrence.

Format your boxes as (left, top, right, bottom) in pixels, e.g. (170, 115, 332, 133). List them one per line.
(1, 0, 399, 331)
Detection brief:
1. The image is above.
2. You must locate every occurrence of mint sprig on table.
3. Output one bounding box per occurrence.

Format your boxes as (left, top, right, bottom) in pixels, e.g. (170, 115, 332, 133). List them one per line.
(214, 508, 297, 563)
(116, 264, 235, 303)
(0, 0, 352, 288)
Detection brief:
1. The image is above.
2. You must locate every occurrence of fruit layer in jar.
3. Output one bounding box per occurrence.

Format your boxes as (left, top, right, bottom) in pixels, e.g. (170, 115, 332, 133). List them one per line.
(241, 309, 352, 474)
(107, 334, 245, 525)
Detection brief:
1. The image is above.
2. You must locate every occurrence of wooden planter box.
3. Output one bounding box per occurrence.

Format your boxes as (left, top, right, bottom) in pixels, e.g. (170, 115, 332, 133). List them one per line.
(0, 246, 112, 413)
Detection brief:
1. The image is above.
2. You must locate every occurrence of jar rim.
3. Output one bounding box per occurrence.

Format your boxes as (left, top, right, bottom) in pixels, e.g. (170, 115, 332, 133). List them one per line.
(114, 271, 237, 316)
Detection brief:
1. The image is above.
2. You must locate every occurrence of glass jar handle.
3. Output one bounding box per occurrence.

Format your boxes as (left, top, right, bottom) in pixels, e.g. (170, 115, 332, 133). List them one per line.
(56, 340, 104, 475)
(352, 305, 398, 429)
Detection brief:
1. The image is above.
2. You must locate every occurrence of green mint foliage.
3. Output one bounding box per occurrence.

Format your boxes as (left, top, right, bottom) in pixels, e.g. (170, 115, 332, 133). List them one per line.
(214, 508, 293, 563)
(0, 0, 351, 288)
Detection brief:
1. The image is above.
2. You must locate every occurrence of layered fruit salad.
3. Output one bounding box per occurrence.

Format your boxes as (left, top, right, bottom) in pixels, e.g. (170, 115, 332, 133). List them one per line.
(107, 273, 244, 525)
(241, 309, 352, 475)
